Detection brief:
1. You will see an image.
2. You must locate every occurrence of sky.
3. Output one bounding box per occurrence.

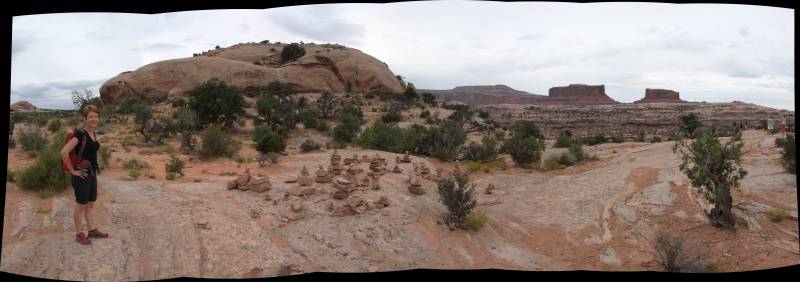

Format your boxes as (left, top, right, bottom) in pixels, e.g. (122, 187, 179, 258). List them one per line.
(10, 2, 795, 110)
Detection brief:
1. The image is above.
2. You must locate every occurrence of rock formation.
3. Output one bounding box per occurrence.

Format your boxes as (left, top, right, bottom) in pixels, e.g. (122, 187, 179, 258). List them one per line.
(99, 43, 404, 104)
(297, 166, 313, 186)
(634, 88, 687, 103)
(418, 85, 546, 106)
(541, 84, 618, 105)
(9, 101, 39, 112)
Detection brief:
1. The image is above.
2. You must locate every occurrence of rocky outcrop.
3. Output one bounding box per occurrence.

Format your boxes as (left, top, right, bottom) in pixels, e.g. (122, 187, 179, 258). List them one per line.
(100, 43, 404, 104)
(9, 101, 38, 112)
(418, 85, 545, 106)
(634, 89, 687, 103)
(541, 84, 618, 104)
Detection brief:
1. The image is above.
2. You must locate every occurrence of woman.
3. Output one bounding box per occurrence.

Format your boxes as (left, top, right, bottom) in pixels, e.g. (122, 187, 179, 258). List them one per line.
(780, 115, 788, 137)
(60, 105, 108, 245)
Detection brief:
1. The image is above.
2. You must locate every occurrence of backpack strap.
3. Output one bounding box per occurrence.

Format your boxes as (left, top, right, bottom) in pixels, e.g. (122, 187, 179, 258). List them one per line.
(76, 128, 87, 163)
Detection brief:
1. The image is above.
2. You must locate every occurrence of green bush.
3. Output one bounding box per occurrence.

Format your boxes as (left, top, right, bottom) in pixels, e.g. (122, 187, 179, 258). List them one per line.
(16, 128, 48, 151)
(7, 168, 16, 182)
(782, 134, 795, 174)
(47, 118, 62, 133)
(187, 78, 246, 129)
(462, 136, 498, 162)
(129, 169, 141, 180)
(333, 113, 362, 143)
(34, 114, 49, 127)
(652, 136, 663, 143)
(554, 131, 573, 148)
(300, 139, 321, 152)
(775, 138, 786, 147)
(464, 211, 488, 231)
(485, 159, 509, 171)
(98, 146, 112, 171)
(381, 111, 403, 123)
(302, 114, 321, 129)
(466, 161, 481, 172)
(165, 156, 185, 176)
(199, 124, 240, 160)
(581, 134, 608, 146)
(558, 151, 577, 166)
(543, 155, 566, 170)
(122, 158, 150, 170)
(16, 131, 71, 197)
(280, 43, 306, 64)
(501, 135, 544, 168)
(254, 125, 287, 154)
(679, 113, 703, 138)
(356, 121, 412, 153)
(568, 143, 587, 162)
(165, 172, 176, 181)
(766, 208, 791, 222)
(420, 110, 431, 119)
(421, 92, 436, 105)
(437, 174, 477, 229)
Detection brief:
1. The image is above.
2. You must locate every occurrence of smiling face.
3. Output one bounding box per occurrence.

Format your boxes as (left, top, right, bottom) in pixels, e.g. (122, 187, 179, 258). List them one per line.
(85, 110, 99, 129)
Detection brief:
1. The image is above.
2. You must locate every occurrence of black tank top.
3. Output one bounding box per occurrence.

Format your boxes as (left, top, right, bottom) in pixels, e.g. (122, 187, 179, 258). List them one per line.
(74, 129, 100, 173)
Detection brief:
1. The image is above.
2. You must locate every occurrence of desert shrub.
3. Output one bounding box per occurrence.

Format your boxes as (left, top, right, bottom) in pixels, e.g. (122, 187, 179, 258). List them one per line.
(174, 107, 199, 151)
(333, 112, 362, 143)
(766, 208, 791, 222)
(466, 161, 481, 172)
(33, 114, 49, 127)
(165, 172, 176, 181)
(568, 143, 587, 162)
(122, 158, 150, 170)
(300, 139, 321, 152)
(464, 211, 487, 231)
(652, 136, 663, 143)
(421, 92, 436, 105)
(253, 125, 287, 154)
(381, 111, 403, 123)
(420, 110, 431, 119)
(356, 121, 412, 153)
(782, 134, 795, 174)
(302, 113, 321, 129)
(673, 127, 746, 228)
(610, 134, 624, 143)
(510, 121, 544, 139)
(581, 133, 608, 146)
(462, 136, 498, 162)
(437, 174, 477, 230)
(165, 156, 185, 176)
(679, 113, 703, 138)
(486, 159, 509, 171)
(16, 131, 71, 197)
(8, 135, 16, 148)
(199, 124, 240, 160)
(129, 169, 141, 180)
(47, 118, 62, 133)
(554, 131, 573, 148)
(7, 168, 16, 182)
(98, 146, 112, 171)
(171, 99, 187, 108)
(280, 43, 306, 64)
(16, 128, 48, 151)
(187, 78, 246, 129)
(775, 137, 786, 147)
(653, 233, 711, 272)
(501, 133, 544, 168)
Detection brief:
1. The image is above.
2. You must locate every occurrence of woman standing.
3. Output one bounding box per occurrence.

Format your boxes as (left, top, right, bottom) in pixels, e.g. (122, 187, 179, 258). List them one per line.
(60, 105, 109, 245)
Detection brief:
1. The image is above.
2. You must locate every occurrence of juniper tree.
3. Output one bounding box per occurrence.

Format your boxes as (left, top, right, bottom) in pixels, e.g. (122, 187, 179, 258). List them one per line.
(673, 127, 747, 228)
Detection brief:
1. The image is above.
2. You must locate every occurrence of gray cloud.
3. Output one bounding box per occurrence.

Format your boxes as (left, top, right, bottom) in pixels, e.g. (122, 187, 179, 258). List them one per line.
(739, 26, 749, 37)
(11, 79, 106, 109)
(11, 32, 35, 57)
(268, 7, 366, 45)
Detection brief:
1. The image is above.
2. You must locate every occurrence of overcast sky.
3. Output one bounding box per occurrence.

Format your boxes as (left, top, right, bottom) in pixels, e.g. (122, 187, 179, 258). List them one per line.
(10, 2, 795, 110)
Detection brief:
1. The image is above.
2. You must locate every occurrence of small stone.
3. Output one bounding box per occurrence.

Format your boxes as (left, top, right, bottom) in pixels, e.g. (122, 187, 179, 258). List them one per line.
(194, 178, 202, 182)
(227, 181, 237, 190)
(285, 175, 298, 183)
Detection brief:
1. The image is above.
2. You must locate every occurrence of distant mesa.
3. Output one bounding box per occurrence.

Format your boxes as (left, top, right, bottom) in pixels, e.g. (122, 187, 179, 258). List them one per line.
(10, 100, 39, 112)
(539, 84, 619, 105)
(417, 85, 545, 106)
(99, 42, 404, 104)
(634, 88, 687, 103)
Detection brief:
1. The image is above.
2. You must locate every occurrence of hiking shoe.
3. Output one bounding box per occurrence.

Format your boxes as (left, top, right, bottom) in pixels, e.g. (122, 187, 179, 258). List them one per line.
(88, 228, 108, 238)
(76, 232, 92, 245)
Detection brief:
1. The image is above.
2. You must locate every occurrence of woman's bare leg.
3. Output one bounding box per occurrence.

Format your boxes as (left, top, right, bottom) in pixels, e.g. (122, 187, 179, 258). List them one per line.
(74, 203, 85, 234)
(85, 202, 94, 231)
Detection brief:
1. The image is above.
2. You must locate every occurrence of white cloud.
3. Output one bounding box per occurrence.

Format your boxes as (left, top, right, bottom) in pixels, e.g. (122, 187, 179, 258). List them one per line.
(9, 3, 794, 111)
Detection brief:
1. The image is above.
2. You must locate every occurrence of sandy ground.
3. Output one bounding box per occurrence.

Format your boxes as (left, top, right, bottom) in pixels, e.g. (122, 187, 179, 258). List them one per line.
(3, 126, 797, 279)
